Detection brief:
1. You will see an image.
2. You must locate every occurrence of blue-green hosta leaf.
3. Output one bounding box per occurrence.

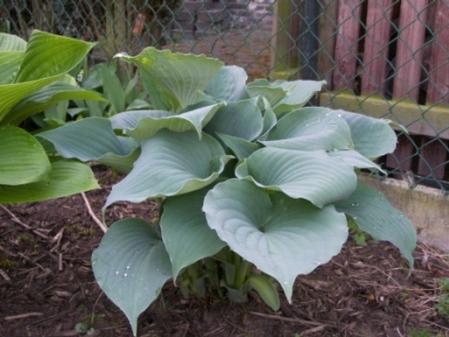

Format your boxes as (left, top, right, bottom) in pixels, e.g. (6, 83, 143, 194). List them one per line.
(203, 179, 348, 300)
(259, 96, 277, 138)
(0, 126, 50, 185)
(67, 107, 87, 118)
(335, 110, 397, 158)
(116, 47, 223, 111)
(205, 65, 248, 102)
(110, 103, 223, 140)
(5, 81, 104, 125)
(216, 133, 261, 160)
(0, 160, 99, 204)
(97, 137, 140, 173)
(235, 147, 357, 207)
(0, 33, 27, 51)
(38, 118, 138, 173)
(246, 79, 325, 115)
(246, 79, 287, 107)
(161, 189, 225, 279)
(328, 150, 386, 174)
(273, 80, 326, 115)
(92, 218, 172, 336)
(336, 183, 416, 266)
(106, 131, 232, 208)
(0, 51, 24, 84)
(205, 98, 264, 140)
(126, 98, 151, 110)
(261, 107, 353, 151)
(16, 30, 95, 82)
(99, 63, 126, 114)
(44, 101, 70, 126)
(82, 62, 116, 89)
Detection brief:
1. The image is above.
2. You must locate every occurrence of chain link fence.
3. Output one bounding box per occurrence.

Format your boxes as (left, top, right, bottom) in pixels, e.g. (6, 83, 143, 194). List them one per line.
(2, 0, 449, 192)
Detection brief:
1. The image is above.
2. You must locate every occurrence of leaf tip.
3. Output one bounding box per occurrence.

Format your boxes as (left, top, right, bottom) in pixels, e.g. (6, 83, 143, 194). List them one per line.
(114, 52, 130, 59)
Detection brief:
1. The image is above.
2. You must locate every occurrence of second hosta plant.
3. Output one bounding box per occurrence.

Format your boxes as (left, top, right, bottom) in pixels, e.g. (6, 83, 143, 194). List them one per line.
(41, 48, 417, 336)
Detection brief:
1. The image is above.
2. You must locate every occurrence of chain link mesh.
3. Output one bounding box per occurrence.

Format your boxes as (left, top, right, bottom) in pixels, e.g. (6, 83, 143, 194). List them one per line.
(2, 0, 449, 192)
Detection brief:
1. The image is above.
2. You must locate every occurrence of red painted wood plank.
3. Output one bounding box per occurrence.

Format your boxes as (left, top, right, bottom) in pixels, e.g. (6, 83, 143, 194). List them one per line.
(392, 0, 428, 100)
(417, 137, 448, 179)
(426, 0, 449, 104)
(361, 0, 393, 94)
(332, 0, 362, 90)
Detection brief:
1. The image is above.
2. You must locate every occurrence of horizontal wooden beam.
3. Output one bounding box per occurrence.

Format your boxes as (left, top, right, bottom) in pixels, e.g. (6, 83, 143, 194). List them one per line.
(320, 92, 449, 139)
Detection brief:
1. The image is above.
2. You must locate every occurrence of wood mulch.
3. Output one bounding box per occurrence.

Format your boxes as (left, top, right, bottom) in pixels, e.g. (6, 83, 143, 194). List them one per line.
(1, 167, 448, 337)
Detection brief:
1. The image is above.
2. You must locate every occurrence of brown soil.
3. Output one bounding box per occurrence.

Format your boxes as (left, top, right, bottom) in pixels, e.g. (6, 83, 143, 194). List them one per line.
(1, 167, 449, 337)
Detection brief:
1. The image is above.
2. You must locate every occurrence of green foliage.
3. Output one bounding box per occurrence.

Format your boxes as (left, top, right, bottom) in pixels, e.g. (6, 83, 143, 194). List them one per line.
(438, 278, 449, 293)
(0, 31, 99, 204)
(409, 328, 444, 337)
(40, 62, 151, 127)
(436, 278, 449, 319)
(436, 294, 449, 318)
(43, 47, 417, 336)
(348, 218, 368, 246)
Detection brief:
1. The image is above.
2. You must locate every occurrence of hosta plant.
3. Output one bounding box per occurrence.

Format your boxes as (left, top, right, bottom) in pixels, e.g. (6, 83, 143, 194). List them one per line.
(41, 48, 417, 336)
(0, 30, 102, 204)
(40, 61, 150, 127)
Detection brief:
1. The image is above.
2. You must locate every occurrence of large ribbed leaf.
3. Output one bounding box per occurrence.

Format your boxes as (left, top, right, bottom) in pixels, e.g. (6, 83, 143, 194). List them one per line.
(203, 179, 348, 300)
(335, 110, 397, 158)
(273, 80, 326, 115)
(0, 161, 98, 203)
(110, 103, 223, 140)
(0, 76, 60, 122)
(246, 80, 287, 107)
(0, 51, 24, 84)
(0, 126, 50, 185)
(236, 147, 357, 207)
(38, 117, 138, 172)
(116, 48, 223, 111)
(205, 98, 264, 140)
(259, 96, 277, 137)
(92, 218, 171, 336)
(161, 189, 225, 279)
(99, 63, 126, 114)
(82, 62, 115, 89)
(16, 30, 95, 82)
(261, 107, 353, 151)
(5, 81, 104, 125)
(328, 150, 386, 173)
(336, 183, 416, 266)
(0, 33, 26, 51)
(106, 131, 232, 208)
(205, 65, 247, 102)
(0, 31, 94, 123)
(216, 133, 261, 160)
(246, 79, 325, 115)
(97, 138, 140, 173)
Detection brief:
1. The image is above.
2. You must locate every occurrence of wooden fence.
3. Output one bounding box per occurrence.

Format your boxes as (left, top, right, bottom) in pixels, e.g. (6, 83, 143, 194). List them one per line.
(272, 0, 449, 188)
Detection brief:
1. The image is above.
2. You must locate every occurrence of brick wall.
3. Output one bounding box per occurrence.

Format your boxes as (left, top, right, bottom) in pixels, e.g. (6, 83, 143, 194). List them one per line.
(174, 0, 274, 37)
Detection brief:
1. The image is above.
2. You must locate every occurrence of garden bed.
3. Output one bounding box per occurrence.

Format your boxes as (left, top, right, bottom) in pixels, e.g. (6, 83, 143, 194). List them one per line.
(1, 168, 448, 337)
